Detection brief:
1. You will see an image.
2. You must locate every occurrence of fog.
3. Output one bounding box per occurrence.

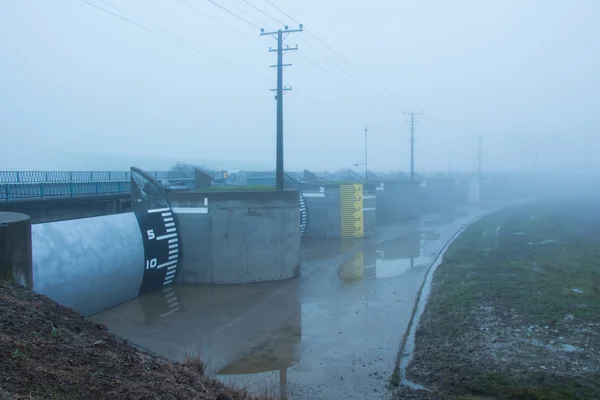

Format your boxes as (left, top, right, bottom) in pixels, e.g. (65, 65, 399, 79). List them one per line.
(1, 0, 599, 174)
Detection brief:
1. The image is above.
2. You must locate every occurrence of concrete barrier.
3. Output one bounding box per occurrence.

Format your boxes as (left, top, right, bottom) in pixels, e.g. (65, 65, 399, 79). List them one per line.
(300, 183, 376, 239)
(168, 190, 301, 284)
(13, 168, 182, 317)
(0, 194, 131, 224)
(419, 178, 458, 213)
(0, 212, 33, 288)
(376, 181, 421, 222)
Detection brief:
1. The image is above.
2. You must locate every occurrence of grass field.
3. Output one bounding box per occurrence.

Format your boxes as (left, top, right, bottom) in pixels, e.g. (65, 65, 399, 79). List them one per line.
(404, 199, 600, 399)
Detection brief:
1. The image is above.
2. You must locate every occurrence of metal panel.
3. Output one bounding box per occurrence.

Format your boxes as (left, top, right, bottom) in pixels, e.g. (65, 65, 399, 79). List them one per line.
(32, 213, 145, 316)
(299, 192, 307, 238)
(340, 184, 364, 238)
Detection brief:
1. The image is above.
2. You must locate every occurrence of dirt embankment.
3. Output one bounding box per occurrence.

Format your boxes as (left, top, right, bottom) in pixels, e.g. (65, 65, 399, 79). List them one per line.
(399, 199, 600, 400)
(0, 281, 268, 400)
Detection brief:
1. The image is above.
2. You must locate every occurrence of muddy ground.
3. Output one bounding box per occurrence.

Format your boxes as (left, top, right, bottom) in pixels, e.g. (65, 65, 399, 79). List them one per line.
(399, 199, 600, 400)
(0, 281, 270, 400)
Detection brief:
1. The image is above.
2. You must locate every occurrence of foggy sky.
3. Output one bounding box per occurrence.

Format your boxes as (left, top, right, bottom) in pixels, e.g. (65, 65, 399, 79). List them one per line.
(1, 0, 599, 174)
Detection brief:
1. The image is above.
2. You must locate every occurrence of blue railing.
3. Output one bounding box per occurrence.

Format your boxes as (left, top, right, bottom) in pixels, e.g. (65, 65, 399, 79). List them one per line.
(0, 170, 195, 201)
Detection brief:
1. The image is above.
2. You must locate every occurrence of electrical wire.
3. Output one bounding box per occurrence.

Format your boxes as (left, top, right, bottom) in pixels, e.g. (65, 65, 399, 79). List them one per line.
(305, 28, 396, 98)
(295, 51, 362, 94)
(179, 0, 249, 36)
(220, 0, 271, 29)
(263, 0, 396, 98)
(206, 0, 261, 29)
(77, 0, 267, 80)
(294, 33, 386, 100)
(241, 0, 285, 26)
(263, 0, 299, 24)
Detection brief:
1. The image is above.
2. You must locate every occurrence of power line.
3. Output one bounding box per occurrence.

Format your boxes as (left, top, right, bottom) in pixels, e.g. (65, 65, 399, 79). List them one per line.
(221, 0, 270, 28)
(179, 0, 248, 35)
(295, 52, 361, 94)
(241, 0, 284, 26)
(294, 33, 386, 100)
(263, 0, 299, 24)
(262, 0, 396, 98)
(77, 0, 266, 80)
(207, 0, 261, 29)
(305, 28, 396, 98)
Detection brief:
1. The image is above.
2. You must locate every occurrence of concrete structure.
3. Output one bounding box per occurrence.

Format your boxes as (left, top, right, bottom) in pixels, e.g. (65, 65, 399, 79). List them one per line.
(0, 194, 131, 224)
(194, 168, 214, 189)
(0, 212, 32, 288)
(419, 178, 459, 213)
(376, 181, 421, 222)
(9, 168, 182, 317)
(300, 183, 376, 239)
(468, 177, 481, 204)
(168, 190, 301, 284)
(93, 206, 494, 399)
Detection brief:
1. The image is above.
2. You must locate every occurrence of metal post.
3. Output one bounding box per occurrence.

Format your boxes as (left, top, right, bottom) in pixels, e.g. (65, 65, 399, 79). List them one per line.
(276, 30, 284, 190)
(261, 25, 303, 191)
(364, 126, 368, 182)
(404, 111, 423, 181)
(478, 134, 482, 176)
(410, 115, 414, 181)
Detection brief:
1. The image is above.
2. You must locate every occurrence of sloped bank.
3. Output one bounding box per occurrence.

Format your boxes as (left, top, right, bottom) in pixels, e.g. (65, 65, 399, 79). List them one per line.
(0, 281, 270, 400)
(397, 200, 600, 399)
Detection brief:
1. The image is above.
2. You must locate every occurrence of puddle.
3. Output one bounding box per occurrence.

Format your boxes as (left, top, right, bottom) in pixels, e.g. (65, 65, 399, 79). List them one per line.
(338, 231, 432, 282)
(91, 211, 490, 400)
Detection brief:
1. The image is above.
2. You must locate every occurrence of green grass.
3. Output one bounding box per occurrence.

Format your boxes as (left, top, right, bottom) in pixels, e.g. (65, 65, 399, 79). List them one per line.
(405, 199, 600, 399)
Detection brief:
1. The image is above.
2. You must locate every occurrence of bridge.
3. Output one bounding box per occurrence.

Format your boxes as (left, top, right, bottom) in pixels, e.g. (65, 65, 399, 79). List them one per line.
(0, 170, 195, 202)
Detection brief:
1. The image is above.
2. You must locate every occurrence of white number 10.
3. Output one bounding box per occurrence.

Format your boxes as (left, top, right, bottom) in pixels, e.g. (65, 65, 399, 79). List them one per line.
(145, 258, 157, 269)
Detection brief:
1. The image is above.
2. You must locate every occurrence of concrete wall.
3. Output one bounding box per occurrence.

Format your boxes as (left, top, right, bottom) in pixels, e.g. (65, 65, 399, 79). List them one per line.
(302, 185, 340, 239)
(363, 184, 377, 237)
(0, 212, 32, 288)
(376, 181, 421, 222)
(419, 178, 457, 213)
(168, 190, 301, 284)
(0, 194, 131, 224)
(2, 168, 182, 317)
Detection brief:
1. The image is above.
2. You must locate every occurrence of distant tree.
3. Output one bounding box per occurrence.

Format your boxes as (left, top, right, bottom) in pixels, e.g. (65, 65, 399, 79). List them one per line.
(170, 162, 218, 177)
(170, 162, 194, 174)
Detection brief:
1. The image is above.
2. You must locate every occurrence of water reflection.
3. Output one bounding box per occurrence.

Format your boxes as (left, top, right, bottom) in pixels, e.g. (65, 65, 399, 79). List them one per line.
(300, 237, 364, 263)
(217, 310, 301, 398)
(90, 208, 484, 400)
(338, 229, 432, 282)
(138, 285, 182, 323)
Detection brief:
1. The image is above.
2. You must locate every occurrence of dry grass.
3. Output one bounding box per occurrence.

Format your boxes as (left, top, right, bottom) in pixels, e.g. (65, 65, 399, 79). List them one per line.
(0, 281, 274, 400)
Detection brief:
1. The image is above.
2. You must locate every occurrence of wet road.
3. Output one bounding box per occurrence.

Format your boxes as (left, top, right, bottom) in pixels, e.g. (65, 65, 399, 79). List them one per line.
(92, 206, 495, 399)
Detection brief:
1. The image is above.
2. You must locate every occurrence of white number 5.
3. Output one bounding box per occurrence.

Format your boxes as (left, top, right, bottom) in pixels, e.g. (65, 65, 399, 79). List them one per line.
(147, 229, 155, 240)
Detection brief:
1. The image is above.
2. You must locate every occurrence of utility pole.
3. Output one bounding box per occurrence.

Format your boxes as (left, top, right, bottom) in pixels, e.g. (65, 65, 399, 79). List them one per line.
(261, 25, 303, 190)
(404, 111, 423, 181)
(478, 134, 482, 176)
(364, 126, 368, 182)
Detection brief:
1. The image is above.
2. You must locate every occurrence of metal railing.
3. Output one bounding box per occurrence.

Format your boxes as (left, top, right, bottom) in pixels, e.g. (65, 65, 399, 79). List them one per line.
(0, 170, 195, 201)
